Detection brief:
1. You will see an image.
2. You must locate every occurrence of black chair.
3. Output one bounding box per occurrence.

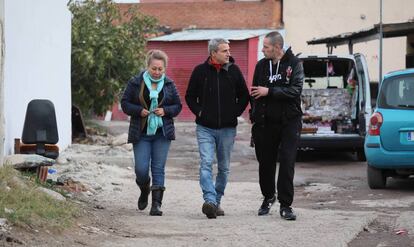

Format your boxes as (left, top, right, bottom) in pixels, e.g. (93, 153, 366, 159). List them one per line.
(15, 99, 59, 159)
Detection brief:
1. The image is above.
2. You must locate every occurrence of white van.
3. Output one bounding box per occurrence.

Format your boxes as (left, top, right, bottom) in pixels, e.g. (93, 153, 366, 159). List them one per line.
(297, 53, 372, 161)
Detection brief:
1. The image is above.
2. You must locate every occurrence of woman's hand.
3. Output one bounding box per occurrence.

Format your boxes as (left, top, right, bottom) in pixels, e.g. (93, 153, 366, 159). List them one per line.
(140, 109, 150, 117)
(153, 108, 165, 117)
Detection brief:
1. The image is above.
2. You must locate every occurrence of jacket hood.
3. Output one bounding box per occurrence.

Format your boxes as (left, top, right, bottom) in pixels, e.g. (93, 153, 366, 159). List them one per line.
(280, 47, 295, 62)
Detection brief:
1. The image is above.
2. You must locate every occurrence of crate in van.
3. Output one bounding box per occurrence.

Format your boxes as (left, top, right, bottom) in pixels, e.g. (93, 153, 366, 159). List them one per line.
(298, 54, 372, 161)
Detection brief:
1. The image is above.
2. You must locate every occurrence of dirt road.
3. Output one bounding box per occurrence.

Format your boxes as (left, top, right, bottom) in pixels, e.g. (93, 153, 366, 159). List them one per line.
(5, 120, 414, 246)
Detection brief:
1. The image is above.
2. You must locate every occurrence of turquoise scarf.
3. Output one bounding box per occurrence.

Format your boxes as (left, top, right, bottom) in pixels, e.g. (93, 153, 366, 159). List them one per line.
(143, 71, 165, 135)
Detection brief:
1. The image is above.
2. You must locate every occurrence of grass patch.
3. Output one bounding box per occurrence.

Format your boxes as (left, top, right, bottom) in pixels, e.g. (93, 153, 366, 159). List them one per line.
(0, 165, 80, 231)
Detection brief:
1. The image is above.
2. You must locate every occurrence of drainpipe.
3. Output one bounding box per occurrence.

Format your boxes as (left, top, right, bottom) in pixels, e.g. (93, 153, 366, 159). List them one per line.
(0, 4, 4, 167)
(378, 0, 383, 84)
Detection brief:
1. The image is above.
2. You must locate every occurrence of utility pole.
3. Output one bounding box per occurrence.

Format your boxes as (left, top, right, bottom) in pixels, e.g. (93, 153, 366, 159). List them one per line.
(379, 0, 383, 84)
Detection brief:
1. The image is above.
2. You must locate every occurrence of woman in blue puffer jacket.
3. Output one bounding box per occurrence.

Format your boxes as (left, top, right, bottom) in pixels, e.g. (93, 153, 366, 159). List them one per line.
(121, 50, 182, 216)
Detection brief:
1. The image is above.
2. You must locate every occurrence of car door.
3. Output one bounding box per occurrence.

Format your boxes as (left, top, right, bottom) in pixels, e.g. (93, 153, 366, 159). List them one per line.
(377, 73, 414, 151)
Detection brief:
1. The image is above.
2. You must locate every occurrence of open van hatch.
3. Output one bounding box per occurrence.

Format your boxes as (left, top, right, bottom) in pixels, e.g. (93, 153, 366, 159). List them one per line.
(297, 54, 371, 160)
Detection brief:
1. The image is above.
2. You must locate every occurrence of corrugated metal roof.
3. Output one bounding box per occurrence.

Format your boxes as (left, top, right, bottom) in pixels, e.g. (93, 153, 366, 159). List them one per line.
(150, 29, 283, 41)
(307, 20, 414, 46)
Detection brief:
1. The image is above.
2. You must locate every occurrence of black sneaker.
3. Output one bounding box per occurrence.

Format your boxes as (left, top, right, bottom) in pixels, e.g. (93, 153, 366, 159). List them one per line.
(280, 207, 296, 221)
(258, 195, 276, 216)
(202, 202, 217, 219)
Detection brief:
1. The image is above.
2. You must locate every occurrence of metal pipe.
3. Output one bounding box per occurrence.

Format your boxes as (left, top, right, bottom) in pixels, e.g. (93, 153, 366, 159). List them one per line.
(0, 9, 4, 166)
(379, 0, 383, 84)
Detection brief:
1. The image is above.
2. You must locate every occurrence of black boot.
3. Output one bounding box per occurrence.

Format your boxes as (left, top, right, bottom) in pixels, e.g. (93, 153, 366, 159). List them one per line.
(149, 186, 165, 216)
(137, 178, 150, 210)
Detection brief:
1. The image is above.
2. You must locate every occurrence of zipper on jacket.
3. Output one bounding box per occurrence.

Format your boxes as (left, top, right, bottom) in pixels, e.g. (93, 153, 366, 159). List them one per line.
(217, 70, 221, 128)
(201, 77, 208, 110)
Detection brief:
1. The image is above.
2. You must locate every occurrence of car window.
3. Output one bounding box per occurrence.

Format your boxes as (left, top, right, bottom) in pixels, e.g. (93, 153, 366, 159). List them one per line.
(303, 76, 343, 89)
(378, 74, 414, 109)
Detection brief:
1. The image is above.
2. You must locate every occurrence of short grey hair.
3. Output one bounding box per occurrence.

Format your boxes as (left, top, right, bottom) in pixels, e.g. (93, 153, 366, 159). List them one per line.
(208, 38, 230, 55)
(265, 31, 284, 48)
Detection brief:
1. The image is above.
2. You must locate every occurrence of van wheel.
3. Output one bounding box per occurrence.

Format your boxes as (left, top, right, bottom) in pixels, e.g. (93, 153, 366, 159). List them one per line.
(367, 165, 386, 189)
(356, 149, 366, 161)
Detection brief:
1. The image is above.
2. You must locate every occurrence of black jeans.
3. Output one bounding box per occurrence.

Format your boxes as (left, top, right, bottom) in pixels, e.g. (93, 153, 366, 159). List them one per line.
(252, 117, 302, 208)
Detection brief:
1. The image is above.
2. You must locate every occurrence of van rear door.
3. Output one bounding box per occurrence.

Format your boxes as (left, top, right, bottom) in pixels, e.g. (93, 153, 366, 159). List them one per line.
(354, 53, 372, 136)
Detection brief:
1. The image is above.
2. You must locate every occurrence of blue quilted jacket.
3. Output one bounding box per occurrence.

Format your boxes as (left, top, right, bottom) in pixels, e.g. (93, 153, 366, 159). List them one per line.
(121, 71, 182, 143)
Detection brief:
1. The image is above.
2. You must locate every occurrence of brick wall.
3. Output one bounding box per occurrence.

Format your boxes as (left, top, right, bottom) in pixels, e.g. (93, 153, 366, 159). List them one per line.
(119, 0, 282, 30)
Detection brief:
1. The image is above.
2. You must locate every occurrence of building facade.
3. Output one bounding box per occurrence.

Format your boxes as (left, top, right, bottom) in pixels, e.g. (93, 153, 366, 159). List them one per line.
(113, 1, 283, 121)
(119, 0, 282, 30)
(284, 0, 414, 82)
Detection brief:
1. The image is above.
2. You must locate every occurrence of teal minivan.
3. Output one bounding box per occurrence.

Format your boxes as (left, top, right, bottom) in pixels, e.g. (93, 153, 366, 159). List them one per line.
(365, 68, 414, 189)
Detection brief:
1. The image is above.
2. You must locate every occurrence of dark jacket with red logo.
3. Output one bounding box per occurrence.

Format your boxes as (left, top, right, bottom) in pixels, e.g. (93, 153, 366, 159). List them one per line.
(185, 57, 249, 129)
(250, 48, 304, 125)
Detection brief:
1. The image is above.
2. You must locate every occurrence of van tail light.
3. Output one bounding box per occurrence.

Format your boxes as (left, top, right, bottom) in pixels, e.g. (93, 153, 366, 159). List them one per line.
(368, 112, 383, 136)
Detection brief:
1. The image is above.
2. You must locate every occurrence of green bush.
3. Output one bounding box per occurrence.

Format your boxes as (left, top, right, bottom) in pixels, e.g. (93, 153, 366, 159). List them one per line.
(69, 0, 157, 115)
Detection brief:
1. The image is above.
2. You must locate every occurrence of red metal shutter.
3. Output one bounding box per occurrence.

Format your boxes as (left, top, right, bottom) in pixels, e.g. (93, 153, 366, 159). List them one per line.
(147, 40, 250, 121)
(148, 41, 206, 120)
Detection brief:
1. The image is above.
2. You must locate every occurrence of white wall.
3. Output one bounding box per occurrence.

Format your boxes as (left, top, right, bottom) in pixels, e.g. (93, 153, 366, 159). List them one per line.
(3, 0, 71, 155)
(284, 0, 414, 82)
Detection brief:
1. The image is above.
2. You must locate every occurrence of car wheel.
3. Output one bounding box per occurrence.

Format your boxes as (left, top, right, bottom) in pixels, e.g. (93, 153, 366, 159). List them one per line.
(367, 165, 386, 189)
(356, 149, 366, 161)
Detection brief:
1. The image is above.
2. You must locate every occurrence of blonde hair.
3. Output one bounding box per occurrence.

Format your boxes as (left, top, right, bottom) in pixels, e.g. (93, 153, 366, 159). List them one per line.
(146, 49, 168, 68)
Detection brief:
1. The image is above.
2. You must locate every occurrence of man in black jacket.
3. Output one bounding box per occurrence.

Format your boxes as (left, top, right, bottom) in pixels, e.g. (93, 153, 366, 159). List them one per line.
(250, 31, 304, 220)
(185, 38, 249, 219)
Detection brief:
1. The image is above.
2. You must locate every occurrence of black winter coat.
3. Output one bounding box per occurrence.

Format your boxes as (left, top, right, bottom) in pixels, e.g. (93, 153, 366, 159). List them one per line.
(121, 71, 182, 143)
(250, 48, 304, 125)
(185, 57, 249, 129)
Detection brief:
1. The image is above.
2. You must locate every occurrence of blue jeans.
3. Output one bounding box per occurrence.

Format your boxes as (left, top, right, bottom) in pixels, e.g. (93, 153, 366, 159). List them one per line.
(133, 131, 171, 187)
(196, 124, 236, 205)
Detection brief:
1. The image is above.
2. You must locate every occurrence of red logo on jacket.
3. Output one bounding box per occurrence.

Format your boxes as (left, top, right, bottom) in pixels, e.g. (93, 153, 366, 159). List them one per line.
(286, 66, 292, 83)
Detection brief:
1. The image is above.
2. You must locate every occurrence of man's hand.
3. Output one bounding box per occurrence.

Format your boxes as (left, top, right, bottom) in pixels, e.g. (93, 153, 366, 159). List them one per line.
(251, 86, 269, 99)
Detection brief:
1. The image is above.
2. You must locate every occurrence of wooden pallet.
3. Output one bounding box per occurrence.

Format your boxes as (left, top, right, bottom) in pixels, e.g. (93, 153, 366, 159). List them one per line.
(14, 138, 59, 182)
